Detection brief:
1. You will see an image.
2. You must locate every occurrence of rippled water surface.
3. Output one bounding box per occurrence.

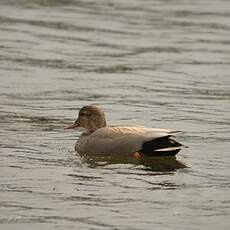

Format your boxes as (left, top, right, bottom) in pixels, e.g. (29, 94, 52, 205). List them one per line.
(1, 0, 230, 229)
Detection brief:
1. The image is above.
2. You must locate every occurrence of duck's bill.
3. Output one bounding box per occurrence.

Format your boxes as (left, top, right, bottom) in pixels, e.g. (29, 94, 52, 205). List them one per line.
(64, 121, 79, 130)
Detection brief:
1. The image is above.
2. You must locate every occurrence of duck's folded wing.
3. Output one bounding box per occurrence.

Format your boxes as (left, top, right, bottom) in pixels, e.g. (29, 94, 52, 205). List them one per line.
(86, 126, 175, 155)
(91, 126, 176, 138)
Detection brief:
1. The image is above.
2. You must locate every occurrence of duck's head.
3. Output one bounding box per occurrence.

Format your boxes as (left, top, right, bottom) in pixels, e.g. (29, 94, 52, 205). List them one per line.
(65, 105, 107, 133)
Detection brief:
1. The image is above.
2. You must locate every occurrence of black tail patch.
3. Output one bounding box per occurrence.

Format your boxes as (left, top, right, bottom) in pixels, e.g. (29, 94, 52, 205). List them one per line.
(140, 136, 183, 157)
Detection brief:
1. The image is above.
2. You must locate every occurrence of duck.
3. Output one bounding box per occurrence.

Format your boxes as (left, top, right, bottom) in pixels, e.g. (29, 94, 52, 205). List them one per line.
(65, 105, 186, 159)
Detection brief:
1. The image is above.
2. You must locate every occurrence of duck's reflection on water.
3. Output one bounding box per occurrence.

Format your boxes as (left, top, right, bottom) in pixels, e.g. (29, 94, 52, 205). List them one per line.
(77, 152, 186, 172)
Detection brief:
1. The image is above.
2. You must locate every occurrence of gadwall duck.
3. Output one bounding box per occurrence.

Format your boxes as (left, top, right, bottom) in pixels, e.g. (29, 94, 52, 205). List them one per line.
(65, 105, 186, 158)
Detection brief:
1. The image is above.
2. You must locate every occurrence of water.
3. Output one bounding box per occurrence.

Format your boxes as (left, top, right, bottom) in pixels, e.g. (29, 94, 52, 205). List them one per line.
(0, 0, 230, 229)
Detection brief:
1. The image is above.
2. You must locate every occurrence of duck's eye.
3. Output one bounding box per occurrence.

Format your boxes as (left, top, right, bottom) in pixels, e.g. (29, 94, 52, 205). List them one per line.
(81, 112, 90, 116)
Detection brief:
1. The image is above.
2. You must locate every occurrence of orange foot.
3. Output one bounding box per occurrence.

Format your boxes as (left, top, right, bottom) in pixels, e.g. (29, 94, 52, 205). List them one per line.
(134, 152, 142, 160)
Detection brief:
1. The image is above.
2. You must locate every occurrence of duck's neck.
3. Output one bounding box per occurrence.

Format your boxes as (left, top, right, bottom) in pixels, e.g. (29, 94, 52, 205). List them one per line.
(85, 129, 96, 135)
(86, 119, 107, 134)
